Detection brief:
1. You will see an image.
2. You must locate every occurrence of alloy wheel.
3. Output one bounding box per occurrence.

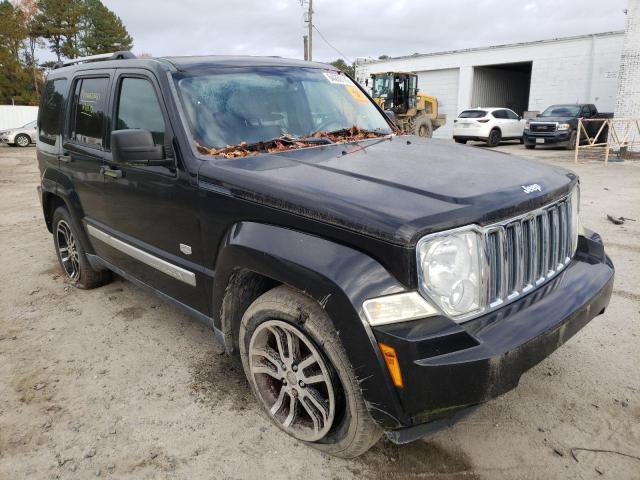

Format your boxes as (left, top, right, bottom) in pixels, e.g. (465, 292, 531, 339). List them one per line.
(56, 220, 80, 281)
(16, 135, 29, 147)
(248, 320, 335, 442)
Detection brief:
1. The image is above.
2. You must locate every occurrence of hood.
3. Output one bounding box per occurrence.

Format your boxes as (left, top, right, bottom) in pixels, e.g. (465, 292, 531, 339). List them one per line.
(197, 137, 576, 245)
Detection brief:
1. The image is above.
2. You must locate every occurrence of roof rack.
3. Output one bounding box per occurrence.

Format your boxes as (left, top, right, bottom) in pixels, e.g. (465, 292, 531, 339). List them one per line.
(53, 51, 136, 69)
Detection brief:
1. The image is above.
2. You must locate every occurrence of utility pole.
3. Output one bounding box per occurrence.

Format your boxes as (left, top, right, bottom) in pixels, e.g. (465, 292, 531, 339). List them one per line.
(303, 35, 309, 61)
(306, 0, 313, 61)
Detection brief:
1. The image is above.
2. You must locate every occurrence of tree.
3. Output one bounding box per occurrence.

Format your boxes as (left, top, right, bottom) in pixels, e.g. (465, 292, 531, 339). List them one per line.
(0, 0, 37, 104)
(80, 0, 132, 55)
(329, 58, 355, 77)
(33, 0, 86, 61)
(16, 0, 43, 101)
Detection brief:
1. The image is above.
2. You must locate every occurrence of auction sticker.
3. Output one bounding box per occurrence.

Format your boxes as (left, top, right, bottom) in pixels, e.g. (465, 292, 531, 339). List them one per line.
(323, 71, 353, 85)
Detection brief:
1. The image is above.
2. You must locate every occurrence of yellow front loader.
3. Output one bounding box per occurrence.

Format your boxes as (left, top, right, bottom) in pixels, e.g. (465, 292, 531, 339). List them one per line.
(370, 72, 446, 137)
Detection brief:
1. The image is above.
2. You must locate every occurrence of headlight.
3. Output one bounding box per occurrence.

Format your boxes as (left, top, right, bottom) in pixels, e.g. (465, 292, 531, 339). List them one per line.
(557, 123, 571, 131)
(416, 228, 483, 319)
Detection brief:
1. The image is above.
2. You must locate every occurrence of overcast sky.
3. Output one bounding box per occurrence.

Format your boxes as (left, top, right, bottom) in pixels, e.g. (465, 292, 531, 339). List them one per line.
(101, 0, 628, 62)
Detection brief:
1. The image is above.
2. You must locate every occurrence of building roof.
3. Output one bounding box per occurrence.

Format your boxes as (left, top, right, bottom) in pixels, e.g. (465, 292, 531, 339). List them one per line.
(357, 31, 625, 65)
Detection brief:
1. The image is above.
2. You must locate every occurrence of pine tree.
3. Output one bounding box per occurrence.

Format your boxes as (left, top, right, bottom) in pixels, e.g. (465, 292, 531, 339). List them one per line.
(33, 0, 85, 61)
(81, 0, 132, 55)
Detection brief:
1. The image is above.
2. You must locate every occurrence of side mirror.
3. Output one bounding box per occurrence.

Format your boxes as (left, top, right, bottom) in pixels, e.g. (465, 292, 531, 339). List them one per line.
(384, 109, 396, 125)
(536, 113, 541, 117)
(111, 129, 171, 166)
(518, 115, 523, 121)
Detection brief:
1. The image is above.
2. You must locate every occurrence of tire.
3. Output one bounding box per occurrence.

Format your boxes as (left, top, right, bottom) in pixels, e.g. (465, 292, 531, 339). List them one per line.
(486, 129, 501, 147)
(454, 138, 467, 144)
(525, 144, 536, 150)
(566, 131, 577, 151)
(52, 206, 111, 289)
(15, 134, 30, 147)
(414, 116, 433, 138)
(239, 286, 382, 458)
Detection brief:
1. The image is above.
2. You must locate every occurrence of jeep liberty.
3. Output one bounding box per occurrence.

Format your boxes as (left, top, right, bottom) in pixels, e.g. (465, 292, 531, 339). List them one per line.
(36, 52, 614, 458)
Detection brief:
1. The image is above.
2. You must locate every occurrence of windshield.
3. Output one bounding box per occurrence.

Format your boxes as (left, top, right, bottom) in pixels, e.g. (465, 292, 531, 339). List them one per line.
(540, 105, 580, 117)
(458, 110, 487, 118)
(372, 75, 391, 97)
(174, 67, 391, 156)
(22, 120, 36, 128)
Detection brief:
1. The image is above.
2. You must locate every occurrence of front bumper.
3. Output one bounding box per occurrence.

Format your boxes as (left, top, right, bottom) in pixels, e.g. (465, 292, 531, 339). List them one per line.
(373, 230, 613, 439)
(523, 130, 571, 145)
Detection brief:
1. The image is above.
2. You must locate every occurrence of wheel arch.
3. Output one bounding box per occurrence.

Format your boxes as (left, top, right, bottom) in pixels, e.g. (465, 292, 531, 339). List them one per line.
(212, 221, 407, 428)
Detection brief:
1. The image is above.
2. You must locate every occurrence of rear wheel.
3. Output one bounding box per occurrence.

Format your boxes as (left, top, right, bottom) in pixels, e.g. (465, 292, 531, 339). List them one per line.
(486, 129, 501, 147)
(240, 286, 382, 458)
(15, 134, 30, 147)
(52, 207, 111, 289)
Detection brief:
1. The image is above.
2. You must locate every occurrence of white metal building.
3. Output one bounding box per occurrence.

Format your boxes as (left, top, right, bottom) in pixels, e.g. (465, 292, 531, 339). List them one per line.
(355, 31, 624, 139)
(0, 105, 38, 130)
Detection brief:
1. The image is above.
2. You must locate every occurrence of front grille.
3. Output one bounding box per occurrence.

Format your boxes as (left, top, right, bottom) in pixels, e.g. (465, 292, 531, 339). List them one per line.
(483, 195, 575, 307)
(529, 122, 557, 133)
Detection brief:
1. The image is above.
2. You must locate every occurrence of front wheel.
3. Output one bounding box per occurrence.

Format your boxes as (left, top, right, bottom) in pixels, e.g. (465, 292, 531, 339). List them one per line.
(414, 116, 433, 138)
(454, 138, 467, 144)
(240, 286, 382, 458)
(15, 134, 31, 147)
(566, 131, 577, 151)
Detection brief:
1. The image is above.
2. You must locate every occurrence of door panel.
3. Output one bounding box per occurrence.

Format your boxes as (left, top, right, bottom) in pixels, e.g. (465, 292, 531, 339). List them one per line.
(59, 74, 111, 257)
(98, 69, 206, 313)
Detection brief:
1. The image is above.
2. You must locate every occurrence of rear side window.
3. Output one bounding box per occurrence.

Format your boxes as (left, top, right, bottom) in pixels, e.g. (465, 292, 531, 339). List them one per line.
(115, 78, 165, 146)
(459, 110, 486, 118)
(39, 79, 68, 145)
(71, 77, 109, 148)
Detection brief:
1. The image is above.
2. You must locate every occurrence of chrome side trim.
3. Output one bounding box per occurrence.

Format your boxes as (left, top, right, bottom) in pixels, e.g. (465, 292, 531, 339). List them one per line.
(86, 225, 197, 287)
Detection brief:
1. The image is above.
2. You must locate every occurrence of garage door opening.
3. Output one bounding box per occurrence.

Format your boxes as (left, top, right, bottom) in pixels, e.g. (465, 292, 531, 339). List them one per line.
(471, 62, 532, 115)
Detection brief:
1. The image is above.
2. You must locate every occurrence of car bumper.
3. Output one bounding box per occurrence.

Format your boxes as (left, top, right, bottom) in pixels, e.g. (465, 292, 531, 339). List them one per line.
(372, 230, 614, 440)
(523, 130, 571, 145)
(453, 125, 490, 139)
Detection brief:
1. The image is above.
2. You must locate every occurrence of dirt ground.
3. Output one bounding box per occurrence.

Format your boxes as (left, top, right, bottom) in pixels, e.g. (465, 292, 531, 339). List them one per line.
(1, 143, 639, 480)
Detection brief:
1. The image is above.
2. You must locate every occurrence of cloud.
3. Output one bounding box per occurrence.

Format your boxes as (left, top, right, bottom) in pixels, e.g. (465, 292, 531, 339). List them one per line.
(102, 0, 626, 62)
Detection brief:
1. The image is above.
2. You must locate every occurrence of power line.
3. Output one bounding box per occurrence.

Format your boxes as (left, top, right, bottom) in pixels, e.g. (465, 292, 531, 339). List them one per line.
(312, 24, 352, 63)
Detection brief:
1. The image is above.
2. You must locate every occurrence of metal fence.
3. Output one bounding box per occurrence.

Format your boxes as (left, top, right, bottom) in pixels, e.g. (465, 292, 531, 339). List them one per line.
(574, 117, 640, 165)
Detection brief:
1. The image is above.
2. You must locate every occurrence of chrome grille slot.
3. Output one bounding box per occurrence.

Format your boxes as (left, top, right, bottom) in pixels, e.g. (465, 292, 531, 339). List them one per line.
(481, 194, 575, 311)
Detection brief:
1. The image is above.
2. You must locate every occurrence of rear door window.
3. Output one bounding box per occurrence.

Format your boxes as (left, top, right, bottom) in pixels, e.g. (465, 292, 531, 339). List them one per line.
(492, 110, 507, 119)
(459, 110, 487, 118)
(70, 77, 109, 148)
(38, 78, 68, 145)
(115, 77, 166, 146)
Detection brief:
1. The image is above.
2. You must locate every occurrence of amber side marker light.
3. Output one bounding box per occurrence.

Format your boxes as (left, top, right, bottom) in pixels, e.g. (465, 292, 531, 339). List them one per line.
(378, 343, 403, 388)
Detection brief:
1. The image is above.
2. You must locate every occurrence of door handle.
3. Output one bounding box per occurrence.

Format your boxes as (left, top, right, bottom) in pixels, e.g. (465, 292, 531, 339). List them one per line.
(59, 154, 72, 163)
(100, 166, 123, 179)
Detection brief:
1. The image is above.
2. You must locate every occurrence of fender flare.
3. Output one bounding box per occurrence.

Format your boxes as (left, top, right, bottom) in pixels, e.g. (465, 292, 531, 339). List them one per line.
(212, 221, 408, 428)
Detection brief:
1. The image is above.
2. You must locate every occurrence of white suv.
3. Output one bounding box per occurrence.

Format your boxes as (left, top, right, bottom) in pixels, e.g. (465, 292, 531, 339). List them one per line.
(453, 108, 524, 147)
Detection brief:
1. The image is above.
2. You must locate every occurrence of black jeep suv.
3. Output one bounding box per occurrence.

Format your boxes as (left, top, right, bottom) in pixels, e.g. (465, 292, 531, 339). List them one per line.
(36, 52, 614, 458)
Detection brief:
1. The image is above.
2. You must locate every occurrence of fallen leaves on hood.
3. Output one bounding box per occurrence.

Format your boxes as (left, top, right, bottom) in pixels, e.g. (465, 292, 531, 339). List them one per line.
(195, 125, 390, 159)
